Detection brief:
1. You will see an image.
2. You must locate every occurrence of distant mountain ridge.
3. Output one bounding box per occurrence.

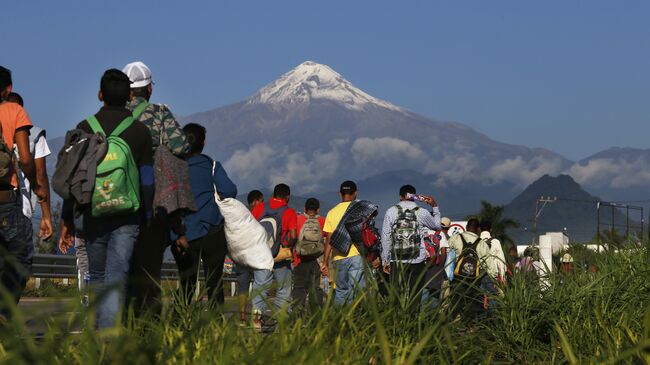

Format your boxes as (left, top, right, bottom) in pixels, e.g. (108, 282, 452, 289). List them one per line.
(504, 174, 629, 243)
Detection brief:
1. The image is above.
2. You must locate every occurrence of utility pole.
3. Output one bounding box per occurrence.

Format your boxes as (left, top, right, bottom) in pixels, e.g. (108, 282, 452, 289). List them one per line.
(532, 196, 557, 245)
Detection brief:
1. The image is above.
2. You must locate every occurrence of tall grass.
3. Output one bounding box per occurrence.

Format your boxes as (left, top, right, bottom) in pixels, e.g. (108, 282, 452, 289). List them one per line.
(0, 248, 648, 364)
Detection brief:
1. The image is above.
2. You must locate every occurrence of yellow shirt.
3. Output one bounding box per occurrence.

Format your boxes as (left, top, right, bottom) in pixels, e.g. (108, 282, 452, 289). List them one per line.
(324, 201, 360, 261)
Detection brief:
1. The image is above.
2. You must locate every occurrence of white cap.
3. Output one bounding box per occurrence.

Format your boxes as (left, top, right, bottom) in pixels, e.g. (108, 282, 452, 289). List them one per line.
(561, 253, 574, 263)
(122, 61, 153, 88)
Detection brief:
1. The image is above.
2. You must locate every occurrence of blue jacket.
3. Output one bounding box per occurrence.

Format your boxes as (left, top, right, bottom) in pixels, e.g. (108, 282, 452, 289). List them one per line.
(183, 154, 237, 242)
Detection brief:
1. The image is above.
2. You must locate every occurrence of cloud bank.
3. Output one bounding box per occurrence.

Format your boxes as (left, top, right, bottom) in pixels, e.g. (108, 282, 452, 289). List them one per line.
(223, 137, 650, 193)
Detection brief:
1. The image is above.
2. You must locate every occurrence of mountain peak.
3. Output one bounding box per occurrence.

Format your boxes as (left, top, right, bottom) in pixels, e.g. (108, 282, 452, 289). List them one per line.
(246, 61, 403, 112)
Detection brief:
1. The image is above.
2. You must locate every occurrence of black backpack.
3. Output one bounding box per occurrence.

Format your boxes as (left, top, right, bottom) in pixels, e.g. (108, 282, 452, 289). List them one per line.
(454, 234, 484, 280)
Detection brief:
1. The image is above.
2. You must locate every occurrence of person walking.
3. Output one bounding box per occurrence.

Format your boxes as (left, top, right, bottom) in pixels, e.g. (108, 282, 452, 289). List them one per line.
(250, 184, 298, 330)
(0, 66, 45, 321)
(122, 61, 190, 317)
(321, 181, 365, 306)
(60, 69, 154, 328)
(381, 185, 441, 308)
(292, 198, 326, 316)
(171, 123, 237, 307)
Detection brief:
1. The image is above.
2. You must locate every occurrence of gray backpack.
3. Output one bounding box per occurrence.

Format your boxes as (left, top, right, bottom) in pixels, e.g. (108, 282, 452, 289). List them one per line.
(295, 215, 325, 257)
(390, 205, 421, 261)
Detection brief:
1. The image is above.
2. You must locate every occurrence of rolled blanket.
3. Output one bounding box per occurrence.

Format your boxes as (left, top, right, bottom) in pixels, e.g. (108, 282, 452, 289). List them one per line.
(330, 200, 379, 255)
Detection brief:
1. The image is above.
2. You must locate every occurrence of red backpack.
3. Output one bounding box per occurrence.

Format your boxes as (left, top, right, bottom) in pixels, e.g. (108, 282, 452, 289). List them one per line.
(423, 230, 444, 265)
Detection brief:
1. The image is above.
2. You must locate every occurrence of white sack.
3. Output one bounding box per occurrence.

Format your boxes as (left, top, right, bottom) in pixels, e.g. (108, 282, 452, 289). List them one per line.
(215, 193, 273, 270)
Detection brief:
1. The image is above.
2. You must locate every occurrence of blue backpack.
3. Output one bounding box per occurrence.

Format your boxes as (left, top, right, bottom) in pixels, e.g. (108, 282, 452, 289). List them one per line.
(259, 204, 287, 258)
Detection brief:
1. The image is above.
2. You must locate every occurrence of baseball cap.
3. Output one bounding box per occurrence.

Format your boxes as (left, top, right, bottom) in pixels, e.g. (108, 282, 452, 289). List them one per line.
(441, 217, 451, 228)
(561, 253, 574, 263)
(340, 180, 357, 195)
(122, 61, 153, 88)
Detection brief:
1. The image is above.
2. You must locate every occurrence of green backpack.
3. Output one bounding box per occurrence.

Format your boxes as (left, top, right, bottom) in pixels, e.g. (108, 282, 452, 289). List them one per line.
(87, 116, 140, 217)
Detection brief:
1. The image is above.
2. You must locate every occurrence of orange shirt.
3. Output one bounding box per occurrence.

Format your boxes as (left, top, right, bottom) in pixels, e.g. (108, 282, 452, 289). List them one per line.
(0, 102, 32, 187)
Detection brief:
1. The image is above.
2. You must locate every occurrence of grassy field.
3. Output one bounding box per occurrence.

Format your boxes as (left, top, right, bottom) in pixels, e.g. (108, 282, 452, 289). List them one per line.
(0, 247, 649, 364)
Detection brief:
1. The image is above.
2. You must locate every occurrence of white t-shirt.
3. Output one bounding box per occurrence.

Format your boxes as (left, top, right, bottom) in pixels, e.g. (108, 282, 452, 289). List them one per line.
(16, 130, 51, 218)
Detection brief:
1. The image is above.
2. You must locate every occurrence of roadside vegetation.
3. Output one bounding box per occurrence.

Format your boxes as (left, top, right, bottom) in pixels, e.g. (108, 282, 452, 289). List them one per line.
(1, 247, 648, 364)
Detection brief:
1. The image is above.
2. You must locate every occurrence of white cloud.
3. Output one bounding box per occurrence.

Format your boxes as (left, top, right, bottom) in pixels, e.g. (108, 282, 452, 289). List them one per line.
(486, 156, 565, 187)
(225, 139, 650, 194)
(568, 156, 650, 189)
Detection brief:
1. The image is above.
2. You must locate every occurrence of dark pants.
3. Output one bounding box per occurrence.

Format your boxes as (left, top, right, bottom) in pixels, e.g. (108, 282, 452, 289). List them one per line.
(0, 195, 33, 318)
(172, 227, 228, 306)
(451, 278, 484, 320)
(389, 261, 427, 309)
(292, 259, 323, 315)
(127, 216, 170, 317)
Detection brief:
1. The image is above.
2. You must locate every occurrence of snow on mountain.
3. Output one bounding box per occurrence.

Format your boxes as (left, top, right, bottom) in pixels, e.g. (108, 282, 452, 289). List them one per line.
(246, 61, 403, 112)
(183, 60, 573, 202)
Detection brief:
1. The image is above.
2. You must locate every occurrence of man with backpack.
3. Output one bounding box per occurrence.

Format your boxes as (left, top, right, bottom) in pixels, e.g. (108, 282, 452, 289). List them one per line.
(60, 69, 154, 329)
(171, 123, 237, 307)
(0, 66, 45, 320)
(250, 183, 298, 329)
(380, 185, 441, 306)
(122, 61, 190, 316)
(448, 218, 494, 318)
(321, 180, 365, 306)
(478, 219, 507, 306)
(292, 198, 326, 315)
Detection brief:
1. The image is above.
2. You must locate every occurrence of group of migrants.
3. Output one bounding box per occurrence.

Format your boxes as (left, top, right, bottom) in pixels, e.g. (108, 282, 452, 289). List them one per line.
(0, 63, 513, 331)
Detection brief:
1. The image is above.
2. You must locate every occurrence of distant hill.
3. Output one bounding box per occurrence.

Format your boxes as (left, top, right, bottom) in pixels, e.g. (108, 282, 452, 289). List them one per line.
(504, 174, 629, 243)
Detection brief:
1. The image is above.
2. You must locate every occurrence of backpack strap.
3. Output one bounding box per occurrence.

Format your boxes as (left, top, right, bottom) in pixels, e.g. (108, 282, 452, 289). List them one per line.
(86, 116, 105, 135)
(395, 205, 403, 217)
(132, 101, 150, 120)
(459, 233, 468, 247)
(469, 237, 482, 249)
(111, 116, 135, 137)
(485, 237, 494, 249)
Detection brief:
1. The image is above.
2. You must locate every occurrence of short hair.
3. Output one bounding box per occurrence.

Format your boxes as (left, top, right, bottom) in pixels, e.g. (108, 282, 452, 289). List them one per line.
(183, 123, 206, 154)
(399, 185, 416, 197)
(340, 180, 357, 195)
(305, 198, 320, 212)
(273, 183, 290, 199)
(247, 190, 263, 205)
(466, 218, 480, 232)
(6, 92, 23, 107)
(100, 69, 131, 106)
(480, 219, 492, 232)
(131, 86, 150, 99)
(0, 66, 12, 92)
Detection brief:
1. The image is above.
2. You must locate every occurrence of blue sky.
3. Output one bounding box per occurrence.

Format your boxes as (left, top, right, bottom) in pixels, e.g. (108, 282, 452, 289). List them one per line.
(2, 0, 648, 160)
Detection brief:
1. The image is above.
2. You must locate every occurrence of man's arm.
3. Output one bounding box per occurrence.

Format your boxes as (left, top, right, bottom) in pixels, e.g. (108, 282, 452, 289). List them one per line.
(35, 157, 52, 239)
(15, 129, 42, 198)
(421, 196, 441, 230)
(321, 232, 333, 275)
(380, 208, 394, 271)
(138, 125, 155, 222)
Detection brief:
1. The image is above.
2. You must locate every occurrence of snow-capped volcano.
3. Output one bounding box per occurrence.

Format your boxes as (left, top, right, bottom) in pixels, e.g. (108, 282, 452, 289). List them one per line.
(247, 61, 403, 112)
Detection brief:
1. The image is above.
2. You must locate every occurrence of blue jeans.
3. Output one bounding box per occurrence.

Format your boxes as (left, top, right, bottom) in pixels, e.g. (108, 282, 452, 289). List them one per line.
(252, 265, 293, 314)
(480, 275, 498, 312)
(0, 195, 33, 318)
(421, 288, 441, 309)
(334, 255, 365, 306)
(84, 216, 139, 329)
